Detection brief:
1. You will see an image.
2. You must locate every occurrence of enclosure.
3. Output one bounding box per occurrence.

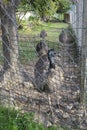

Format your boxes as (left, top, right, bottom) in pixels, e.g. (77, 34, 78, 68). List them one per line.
(0, 0, 87, 130)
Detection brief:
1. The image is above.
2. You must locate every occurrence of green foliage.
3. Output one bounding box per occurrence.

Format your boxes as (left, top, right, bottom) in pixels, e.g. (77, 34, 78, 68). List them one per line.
(0, 106, 44, 130)
(32, 0, 57, 21)
(55, 0, 71, 14)
(3, 0, 9, 4)
(18, 0, 31, 12)
(28, 16, 41, 26)
(18, 0, 57, 22)
(18, 0, 72, 21)
(17, 0, 31, 25)
(0, 106, 69, 130)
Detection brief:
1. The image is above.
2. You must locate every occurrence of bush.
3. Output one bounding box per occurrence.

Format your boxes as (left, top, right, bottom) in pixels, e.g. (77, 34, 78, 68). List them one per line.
(0, 106, 41, 130)
(28, 16, 41, 26)
(0, 106, 70, 130)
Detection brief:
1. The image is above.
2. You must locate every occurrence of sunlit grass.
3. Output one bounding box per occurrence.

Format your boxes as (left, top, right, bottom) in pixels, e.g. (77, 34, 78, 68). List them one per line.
(20, 21, 67, 63)
(19, 21, 68, 35)
(0, 22, 68, 64)
(19, 41, 37, 64)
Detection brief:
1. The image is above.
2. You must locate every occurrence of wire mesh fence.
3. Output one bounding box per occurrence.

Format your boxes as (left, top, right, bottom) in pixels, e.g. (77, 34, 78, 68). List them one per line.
(0, 1, 87, 130)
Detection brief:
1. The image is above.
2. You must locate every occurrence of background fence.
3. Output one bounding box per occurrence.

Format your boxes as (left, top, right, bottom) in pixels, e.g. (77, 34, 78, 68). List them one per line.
(0, 1, 87, 130)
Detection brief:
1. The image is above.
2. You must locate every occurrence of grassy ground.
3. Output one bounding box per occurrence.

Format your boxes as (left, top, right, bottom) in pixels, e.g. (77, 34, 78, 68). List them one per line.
(19, 21, 68, 35)
(0, 22, 68, 64)
(18, 21, 68, 44)
(0, 22, 79, 130)
(0, 106, 69, 130)
(18, 21, 68, 64)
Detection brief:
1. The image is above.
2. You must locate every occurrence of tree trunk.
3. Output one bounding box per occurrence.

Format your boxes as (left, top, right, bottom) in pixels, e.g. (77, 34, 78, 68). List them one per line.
(0, 1, 21, 81)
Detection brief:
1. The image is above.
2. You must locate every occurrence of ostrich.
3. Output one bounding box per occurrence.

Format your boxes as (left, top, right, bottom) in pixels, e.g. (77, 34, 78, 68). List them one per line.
(36, 30, 48, 57)
(59, 28, 75, 44)
(34, 48, 64, 92)
(36, 40, 48, 57)
(40, 30, 47, 40)
(34, 48, 56, 91)
(59, 29, 69, 43)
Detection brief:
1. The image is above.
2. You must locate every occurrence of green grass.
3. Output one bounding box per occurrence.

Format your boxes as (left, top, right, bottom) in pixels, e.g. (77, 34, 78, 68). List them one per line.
(18, 40, 61, 64)
(0, 22, 68, 64)
(18, 21, 68, 64)
(19, 21, 68, 35)
(18, 21, 68, 44)
(0, 106, 69, 130)
(19, 41, 37, 64)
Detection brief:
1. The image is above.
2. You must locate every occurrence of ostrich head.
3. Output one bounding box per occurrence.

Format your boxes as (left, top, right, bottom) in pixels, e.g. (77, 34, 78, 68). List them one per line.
(48, 49, 56, 69)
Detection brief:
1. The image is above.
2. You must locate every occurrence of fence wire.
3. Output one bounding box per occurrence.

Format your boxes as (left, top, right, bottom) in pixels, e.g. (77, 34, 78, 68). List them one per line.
(0, 1, 87, 130)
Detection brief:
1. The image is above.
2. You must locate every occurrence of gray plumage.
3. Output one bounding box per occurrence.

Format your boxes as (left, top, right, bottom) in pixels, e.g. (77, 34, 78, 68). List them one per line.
(59, 29, 68, 43)
(59, 28, 74, 43)
(34, 54, 50, 91)
(34, 52, 64, 92)
(40, 30, 47, 39)
(36, 40, 48, 57)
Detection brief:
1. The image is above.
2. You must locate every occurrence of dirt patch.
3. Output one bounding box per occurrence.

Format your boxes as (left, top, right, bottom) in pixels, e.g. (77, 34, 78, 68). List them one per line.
(0, 47, 87, 129)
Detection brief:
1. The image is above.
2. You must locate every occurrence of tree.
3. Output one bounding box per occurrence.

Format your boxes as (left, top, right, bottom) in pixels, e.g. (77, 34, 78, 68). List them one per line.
(33, 0, 57, 21)
(18, 0, 57, 22)
(16, 0, 33, 26)
(0, 0, 21, 80)
(18, 0, 71, 22)
(55, 0, 71, 14)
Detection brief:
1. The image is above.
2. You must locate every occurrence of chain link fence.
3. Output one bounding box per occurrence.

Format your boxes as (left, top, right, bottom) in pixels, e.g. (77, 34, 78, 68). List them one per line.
(0, 1, 87, 130)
